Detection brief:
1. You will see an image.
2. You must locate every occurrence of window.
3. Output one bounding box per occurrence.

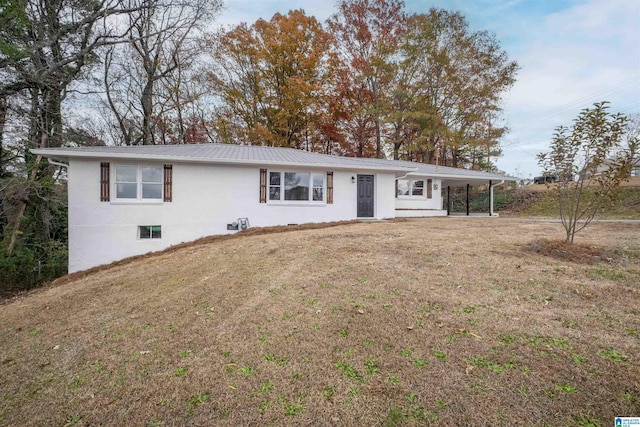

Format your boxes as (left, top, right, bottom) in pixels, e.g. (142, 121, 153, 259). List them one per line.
(285, 172, 309, 201)
(397, 179, 410, 196)
(268, 171, 325, 202)
(269, 171, 281, 200)
(101, 162, 171, 203)
(411, 180, 424, 196)
(397, 179, 431, 198)
(116, 165, 137, 199)
(142, 167, 162, 199)
(115, 164, 163, 200)
(139, 225, 161, 239)
(312, 174, 324, 201)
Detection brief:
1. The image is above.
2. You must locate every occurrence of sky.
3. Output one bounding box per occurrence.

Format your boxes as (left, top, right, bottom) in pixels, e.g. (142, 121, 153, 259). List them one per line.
(215, 0, 640, 178)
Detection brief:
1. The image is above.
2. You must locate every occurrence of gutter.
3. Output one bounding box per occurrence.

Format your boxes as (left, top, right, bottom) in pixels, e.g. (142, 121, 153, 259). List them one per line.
(47, 158, 69, 169)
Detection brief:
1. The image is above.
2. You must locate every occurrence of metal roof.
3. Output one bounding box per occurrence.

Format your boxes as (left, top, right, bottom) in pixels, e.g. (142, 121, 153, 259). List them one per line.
(344, 157, 516, 186)
(360, 158, 514, 181)
(32, 143, 517, 183)
(32, 144, 413, 173)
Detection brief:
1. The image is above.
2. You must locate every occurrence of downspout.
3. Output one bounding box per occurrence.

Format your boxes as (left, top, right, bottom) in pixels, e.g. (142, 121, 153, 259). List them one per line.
(489, 180, 504, 217)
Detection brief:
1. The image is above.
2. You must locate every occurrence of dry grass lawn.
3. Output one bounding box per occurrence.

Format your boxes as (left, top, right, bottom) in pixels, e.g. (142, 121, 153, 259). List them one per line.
(1, 218, 639, 426)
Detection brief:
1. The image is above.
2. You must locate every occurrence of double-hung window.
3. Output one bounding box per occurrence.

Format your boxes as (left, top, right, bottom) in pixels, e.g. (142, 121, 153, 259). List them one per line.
(115, 165, 163, 200)
(397, 179, 430, 198)
(268, 171, 325, 202)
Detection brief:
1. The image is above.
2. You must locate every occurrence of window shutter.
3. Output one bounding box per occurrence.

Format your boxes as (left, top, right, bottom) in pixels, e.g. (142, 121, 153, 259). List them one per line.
(164, 165, 173, 202)
(100, 162, 110, 202)
(427, 179, 433, 199)
(326, 171, 334, 204)
(259, 168, 267, 203)
(395, 180, 398, 198)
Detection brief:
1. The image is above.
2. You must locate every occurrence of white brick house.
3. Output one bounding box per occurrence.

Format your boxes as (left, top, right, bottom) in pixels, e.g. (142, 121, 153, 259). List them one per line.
(33, 144, 513, 272)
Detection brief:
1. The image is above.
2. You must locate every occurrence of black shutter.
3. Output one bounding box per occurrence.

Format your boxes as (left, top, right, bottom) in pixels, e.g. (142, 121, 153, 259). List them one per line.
(164, 165, 173, 202)
(326, 171, 334, 204)
(100, 162, 110, 202)
(427, 179, 433, 199)
(260, 168, 267, 203)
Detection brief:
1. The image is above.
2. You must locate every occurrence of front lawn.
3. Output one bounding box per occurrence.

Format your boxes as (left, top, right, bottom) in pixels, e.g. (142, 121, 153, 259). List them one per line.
(1, 218, 638, 425)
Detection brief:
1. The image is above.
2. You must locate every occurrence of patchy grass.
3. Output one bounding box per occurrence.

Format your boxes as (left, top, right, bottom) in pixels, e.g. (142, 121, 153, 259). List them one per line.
(502, 186, 640, 219)
(0, 218, 638, 425)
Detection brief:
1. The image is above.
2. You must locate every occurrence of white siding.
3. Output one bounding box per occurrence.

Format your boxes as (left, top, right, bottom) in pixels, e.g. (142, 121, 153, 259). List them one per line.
(394, 178, 447, 217)
(68, 159, 397, 272)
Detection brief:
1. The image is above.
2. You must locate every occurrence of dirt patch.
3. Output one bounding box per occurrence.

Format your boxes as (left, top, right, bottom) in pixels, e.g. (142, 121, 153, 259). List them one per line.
(527, 238, 626, 265)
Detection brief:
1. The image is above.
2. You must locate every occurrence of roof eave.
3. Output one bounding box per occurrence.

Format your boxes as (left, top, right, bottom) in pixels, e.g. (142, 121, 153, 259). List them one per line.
(408, 171, 516, 181)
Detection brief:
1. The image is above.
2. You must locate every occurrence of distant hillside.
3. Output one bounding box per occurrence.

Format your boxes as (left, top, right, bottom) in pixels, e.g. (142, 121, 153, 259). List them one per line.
(453, 183, 640, 219)
(508, 185, 640, 218)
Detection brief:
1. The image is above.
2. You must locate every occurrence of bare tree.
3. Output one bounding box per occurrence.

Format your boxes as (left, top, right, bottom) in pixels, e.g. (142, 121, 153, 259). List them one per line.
(102, 0, 221, 145)
(0, 0, 149, 254)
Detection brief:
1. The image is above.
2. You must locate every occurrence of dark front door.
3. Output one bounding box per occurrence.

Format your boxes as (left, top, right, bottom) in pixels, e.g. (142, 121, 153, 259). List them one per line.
(357, 175, 374, 218)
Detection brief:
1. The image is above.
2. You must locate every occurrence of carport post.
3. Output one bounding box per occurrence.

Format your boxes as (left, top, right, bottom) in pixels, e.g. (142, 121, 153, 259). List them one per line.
(466, 184, 470, 216)
(489, 180, 493, 216)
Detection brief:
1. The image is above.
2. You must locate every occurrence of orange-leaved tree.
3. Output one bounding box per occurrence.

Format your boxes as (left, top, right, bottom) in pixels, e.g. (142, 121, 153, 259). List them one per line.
(327, 0, 408, 158)
(209, 10, 332, 150)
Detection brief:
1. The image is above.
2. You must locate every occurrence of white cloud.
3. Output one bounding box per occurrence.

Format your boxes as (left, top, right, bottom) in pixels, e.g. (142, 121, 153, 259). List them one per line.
(498, 0, 640, 176)
(217, 0, 335, 28)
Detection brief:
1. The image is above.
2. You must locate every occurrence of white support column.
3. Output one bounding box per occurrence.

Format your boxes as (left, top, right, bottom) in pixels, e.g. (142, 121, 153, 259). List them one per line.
(489, 180, 493, 216)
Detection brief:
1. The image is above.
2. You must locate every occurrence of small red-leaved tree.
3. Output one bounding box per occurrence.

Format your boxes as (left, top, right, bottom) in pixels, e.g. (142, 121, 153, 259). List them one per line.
(537, 101, 639, 243)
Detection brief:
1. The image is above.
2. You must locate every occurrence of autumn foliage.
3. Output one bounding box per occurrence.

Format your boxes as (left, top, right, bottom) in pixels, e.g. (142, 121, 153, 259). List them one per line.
(209, 0, 518, 169)
(209, 10, 333, 150)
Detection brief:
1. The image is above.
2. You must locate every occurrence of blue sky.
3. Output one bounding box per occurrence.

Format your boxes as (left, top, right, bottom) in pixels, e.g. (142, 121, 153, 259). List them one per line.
(217, 0, 640, 178)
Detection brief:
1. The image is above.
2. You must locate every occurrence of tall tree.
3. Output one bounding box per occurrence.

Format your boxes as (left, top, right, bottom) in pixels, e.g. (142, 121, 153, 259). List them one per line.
(102, 0, 221, 146)
(0, 0, 142, 254)
(327, 0, 408, 158)
(209, 10, 332, 149)
(395, 9, 517, 168)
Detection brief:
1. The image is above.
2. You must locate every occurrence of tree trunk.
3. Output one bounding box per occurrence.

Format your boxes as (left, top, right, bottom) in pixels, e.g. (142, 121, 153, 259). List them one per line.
(6, 86, 60, 254)
(141, 80, 154, 145)
(0, 96, 7, 175)
(6, 156, 41, 254)
(46, 88, 63, 148)
(375, 118, 382, 159)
